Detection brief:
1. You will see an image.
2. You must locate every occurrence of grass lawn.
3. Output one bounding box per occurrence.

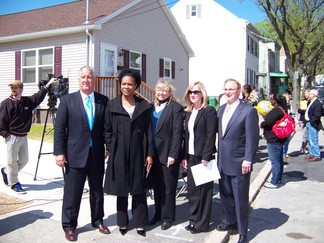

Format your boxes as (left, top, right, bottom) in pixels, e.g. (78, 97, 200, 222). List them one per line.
(28, 124, 54, 143)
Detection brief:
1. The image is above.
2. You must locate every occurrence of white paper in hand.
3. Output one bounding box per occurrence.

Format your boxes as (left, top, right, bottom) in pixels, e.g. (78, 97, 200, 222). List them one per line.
(190, 159, 220, 186)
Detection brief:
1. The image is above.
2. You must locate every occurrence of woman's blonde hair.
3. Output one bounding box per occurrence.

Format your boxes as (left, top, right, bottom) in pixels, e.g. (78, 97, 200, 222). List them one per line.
(183, 81, 208, 112)
(154, 79, 176, 104)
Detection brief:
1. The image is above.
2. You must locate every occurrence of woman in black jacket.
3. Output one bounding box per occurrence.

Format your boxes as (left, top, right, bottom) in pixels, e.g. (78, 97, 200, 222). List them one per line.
(103, 69, 153, 237)
(260, 94, 288, 188)
(181, 81, 217, 234)
(148, 79, 184, 230)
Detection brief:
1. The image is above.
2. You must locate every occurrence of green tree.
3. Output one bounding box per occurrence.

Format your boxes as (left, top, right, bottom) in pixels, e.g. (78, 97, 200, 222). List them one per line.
(255, 0, 324, 112)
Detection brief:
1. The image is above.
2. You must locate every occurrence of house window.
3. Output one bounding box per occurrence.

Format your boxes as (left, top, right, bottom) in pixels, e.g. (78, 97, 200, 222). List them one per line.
(164, 58, 172, 79)
(129, 50, 142, 73)
(22, 48, 53, 83)
(186, 4, 201, 18)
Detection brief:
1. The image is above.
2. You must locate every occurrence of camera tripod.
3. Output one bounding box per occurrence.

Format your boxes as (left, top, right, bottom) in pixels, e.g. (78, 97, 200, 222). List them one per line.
(34, 106, 57, 180)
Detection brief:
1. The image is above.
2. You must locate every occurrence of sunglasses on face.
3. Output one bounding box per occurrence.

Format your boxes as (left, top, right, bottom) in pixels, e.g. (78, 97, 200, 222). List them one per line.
(188, 90, 201, 95)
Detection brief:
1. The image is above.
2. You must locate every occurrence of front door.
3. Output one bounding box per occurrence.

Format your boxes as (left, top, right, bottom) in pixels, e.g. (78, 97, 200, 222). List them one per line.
(100, 43, 117, 76)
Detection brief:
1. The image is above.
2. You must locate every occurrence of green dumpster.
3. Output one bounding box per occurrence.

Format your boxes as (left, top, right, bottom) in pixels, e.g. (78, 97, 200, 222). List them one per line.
(208, 96, 217, 107)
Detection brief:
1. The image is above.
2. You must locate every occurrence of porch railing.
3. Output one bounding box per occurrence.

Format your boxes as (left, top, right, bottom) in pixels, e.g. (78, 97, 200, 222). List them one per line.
(96, 76, 155, 103)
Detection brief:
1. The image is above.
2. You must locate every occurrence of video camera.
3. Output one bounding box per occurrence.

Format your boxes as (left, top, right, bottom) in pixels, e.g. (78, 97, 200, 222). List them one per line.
(39, 74, 69, 108)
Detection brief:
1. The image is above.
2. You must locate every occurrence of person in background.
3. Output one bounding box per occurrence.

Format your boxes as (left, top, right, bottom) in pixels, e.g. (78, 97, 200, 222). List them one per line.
(216, 79, 259, 243)
(241, 84, 258, 106)
(282, 92, 293, 162)
(298, 89, 310, 154)
(103, 69, 153, 237)
(260, 94, 288, 189)
(304, 89, 323, 162)
(148, 79, 184, 230)
(54, 66, 110, 241)
(0, 78, 54, 194)
(182, 81, 217, 234)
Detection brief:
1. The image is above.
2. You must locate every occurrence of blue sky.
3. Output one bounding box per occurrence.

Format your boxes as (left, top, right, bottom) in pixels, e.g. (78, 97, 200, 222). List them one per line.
(0, 0, 266, 23)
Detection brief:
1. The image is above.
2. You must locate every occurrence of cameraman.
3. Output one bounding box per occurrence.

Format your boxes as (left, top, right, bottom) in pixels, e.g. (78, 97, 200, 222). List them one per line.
(0, 78, 55, 194)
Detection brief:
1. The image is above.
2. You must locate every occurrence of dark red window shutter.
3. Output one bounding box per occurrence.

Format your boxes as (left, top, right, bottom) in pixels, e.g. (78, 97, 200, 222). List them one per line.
(15, 51, 21, 80)
(159, 58, 164, 77)
(54, 46, 62, 77)
(172, 61, 175, 79)
(123, 50, 129, 68)
(141, 54, 146, 83)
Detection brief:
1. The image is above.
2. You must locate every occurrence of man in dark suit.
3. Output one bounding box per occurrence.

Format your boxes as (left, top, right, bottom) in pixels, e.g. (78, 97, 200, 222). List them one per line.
(216, 79, 259, 243)
(54, 66, 110, 241)
(305, 89, 323, 162)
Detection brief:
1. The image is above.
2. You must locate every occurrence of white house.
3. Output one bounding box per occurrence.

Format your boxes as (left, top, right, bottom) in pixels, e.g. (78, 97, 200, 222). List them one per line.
(0, 0, 193, 112)
(171, 0, 261, 98)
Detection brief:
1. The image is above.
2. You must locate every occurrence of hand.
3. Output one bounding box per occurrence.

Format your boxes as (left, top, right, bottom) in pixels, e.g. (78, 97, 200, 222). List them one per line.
(145, 156, 153, 171)
(166, 157, 175, 168)
(55, 154, 67, 168)
(105, 151, 110, 160)
(182, 159, 187, 169)
(45, 77, 56, 89)
(242, 160, 252, 174)
(201, 160, 209, 166)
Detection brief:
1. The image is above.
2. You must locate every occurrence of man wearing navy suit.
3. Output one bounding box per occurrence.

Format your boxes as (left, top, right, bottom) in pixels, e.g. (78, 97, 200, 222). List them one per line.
(305, 89, 323, 162)
(54, 66, 110, 241)
(216, 79, 259, 243)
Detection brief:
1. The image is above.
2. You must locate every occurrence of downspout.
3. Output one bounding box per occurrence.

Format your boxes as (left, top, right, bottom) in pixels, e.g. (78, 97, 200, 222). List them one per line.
(85, 0, 90, 66)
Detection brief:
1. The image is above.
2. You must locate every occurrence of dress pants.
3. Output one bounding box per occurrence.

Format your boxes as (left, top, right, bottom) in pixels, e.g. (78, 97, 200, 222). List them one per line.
(219, 171, 250, 236)
(151, 156, 180, 223)
(117, 193, 148, 228)
(187, 155, 213, 231)
(62, 149, 104, 231)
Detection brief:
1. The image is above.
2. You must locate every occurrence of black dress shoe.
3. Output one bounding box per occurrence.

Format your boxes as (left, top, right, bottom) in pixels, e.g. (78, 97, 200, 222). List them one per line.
(65, 230, 76, 241)
(216, 221, 237, 231)
(136, 228, 146, 237)
(190, 228, 202, 234)
(148, 216, 160, 225)
(185, 224, 194, 231)
(238, 235, 248, 243)
(119, 228, 127, 236)
(161, 222, 172, 230)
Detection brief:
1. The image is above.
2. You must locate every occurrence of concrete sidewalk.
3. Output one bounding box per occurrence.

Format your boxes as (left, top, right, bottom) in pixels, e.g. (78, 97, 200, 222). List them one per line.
(228, 124, 324, 242)
(1, 124, 322, 242)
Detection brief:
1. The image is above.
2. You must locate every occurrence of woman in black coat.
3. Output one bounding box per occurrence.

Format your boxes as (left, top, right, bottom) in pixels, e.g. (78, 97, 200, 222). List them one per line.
(103, 69, 153, 237)
(148, 79, 184, 230)
(182, 81, 217, 234)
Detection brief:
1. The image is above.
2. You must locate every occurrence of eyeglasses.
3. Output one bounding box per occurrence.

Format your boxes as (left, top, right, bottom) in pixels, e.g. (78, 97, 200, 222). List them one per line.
(188, 90, 201, 95)
(223, 88, 239, 92)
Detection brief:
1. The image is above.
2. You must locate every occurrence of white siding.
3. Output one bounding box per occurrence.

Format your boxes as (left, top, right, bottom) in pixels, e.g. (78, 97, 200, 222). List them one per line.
(0, 33, 87, 108)
(93, 0, 190, 101)
(171, 0, 258, 97)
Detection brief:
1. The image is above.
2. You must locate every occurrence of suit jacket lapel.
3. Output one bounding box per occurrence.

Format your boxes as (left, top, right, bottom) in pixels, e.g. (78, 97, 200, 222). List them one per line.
(155, 103, 171, 134)
(77, 91, 88, 126)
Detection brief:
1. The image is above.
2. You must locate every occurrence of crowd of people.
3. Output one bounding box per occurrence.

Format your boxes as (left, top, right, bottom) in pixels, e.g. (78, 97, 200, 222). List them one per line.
(0, 67, 322, 243)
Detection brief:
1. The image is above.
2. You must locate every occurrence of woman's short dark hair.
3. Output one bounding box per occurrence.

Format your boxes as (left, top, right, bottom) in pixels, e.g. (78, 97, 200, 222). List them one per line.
(118, 69, 142, 89)
(271, 93, 288, 112)
(243, 84, 252, 94)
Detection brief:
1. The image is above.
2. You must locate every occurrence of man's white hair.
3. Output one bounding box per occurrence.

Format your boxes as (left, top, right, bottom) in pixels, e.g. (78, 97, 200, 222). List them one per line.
(310, 89, 318, 96)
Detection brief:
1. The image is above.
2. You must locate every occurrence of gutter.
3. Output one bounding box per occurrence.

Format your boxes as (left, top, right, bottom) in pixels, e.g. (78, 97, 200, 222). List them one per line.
(0, 24, 101, 44)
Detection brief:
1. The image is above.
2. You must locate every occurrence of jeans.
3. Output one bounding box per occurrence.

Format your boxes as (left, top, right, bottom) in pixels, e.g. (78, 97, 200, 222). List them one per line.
(267, 143, 284, 185)
(283, 135, 292, 157)
(306, 123, 321, 158)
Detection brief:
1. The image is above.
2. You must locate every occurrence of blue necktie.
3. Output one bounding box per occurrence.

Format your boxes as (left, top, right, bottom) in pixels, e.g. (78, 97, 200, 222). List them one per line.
(85, 96, 94, 146)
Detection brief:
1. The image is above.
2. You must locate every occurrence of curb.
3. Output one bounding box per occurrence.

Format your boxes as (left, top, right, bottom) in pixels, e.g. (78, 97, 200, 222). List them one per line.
(220, 160, 272, 243)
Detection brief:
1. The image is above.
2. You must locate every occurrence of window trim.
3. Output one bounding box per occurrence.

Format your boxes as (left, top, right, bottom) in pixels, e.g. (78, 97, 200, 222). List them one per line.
(21, 47, 54, 84)
(163, 58, 172, 79)
(129, 50, 142, 74)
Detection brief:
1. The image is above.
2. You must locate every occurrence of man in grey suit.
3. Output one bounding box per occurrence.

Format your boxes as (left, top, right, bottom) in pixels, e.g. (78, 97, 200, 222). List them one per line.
(54, 66, 110, 241)
(216, 79, 259, 243)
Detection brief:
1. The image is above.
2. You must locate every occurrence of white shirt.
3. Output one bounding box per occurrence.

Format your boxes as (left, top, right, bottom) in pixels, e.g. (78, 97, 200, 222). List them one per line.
(188, 108, 199, 155)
